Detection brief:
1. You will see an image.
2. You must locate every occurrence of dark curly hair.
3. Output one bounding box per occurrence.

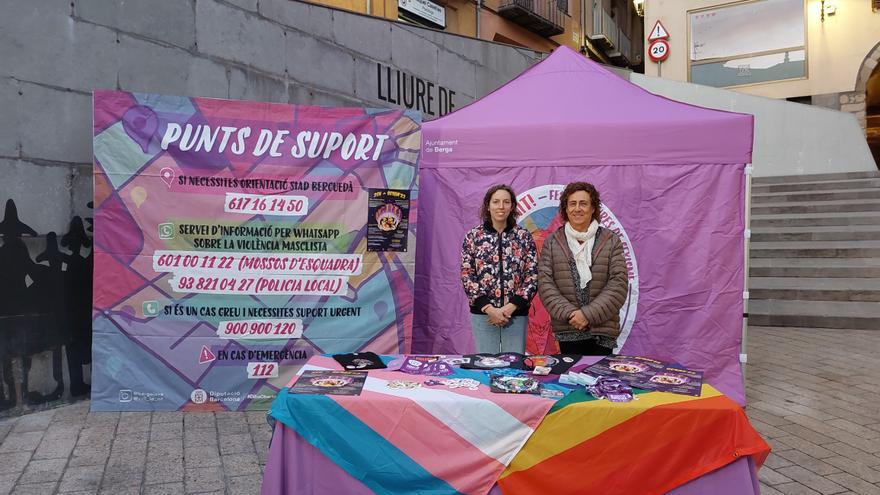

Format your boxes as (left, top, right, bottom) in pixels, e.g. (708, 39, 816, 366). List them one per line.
(480, 184, 519, 229)
(558, 182, 601, 224)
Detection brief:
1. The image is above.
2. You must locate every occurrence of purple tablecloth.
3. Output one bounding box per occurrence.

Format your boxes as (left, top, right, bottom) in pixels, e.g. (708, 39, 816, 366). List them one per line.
(261, 423, 761, 495)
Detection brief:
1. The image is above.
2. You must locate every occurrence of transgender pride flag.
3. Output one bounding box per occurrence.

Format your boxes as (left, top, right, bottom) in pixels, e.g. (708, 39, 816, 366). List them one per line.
(268, 356, 553, 495)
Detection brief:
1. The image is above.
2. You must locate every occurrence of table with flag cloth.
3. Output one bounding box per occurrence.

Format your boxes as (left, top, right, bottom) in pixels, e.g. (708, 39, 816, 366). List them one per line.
(261, 355, 770, 495)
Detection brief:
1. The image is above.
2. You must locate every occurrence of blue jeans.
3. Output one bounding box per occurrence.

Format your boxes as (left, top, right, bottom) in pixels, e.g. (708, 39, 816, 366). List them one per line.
(470, 314, 527, 354)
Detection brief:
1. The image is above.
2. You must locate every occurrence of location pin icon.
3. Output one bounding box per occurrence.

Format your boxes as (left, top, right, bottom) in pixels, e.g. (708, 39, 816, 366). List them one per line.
(160, 167, 175, 188)
(131, 186, 147, 208)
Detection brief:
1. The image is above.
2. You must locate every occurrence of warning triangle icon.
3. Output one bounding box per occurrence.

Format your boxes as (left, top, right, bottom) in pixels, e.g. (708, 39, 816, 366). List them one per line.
(648, 20, 669, 41)
(199, 345, 216, 364)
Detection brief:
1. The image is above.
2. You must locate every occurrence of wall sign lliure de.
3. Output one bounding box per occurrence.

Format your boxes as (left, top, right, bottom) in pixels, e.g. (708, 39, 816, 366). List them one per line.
(376, 63, 456, 118)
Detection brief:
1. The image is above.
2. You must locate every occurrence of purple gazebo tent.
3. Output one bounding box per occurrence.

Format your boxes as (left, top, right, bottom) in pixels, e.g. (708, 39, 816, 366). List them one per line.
(413, 46, 754, 404)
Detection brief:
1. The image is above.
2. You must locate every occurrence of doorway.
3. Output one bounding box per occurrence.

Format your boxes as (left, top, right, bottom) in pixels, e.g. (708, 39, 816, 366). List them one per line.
(866, 65, 880, 168)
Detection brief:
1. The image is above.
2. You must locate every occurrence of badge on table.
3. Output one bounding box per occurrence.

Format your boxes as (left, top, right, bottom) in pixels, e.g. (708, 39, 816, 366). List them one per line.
(443, 378, 481, 390)
(386, 379, 421, 390)
(289, 370, 367, 396)
(332, 352, 387, 370)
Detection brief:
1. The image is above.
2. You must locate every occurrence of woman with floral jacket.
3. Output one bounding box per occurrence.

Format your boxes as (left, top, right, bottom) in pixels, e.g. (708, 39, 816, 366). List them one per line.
(460, 184, 539, 353)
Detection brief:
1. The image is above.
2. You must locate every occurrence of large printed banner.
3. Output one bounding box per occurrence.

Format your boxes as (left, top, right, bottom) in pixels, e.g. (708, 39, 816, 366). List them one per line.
(91, 90, 420, 411)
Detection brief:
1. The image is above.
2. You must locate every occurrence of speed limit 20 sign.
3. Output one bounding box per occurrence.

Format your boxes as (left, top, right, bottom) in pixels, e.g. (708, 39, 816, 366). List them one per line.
(648, 39, 669, 62)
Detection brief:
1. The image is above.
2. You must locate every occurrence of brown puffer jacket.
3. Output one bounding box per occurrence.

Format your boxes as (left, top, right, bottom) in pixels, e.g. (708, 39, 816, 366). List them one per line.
(537, 226, 629, 339)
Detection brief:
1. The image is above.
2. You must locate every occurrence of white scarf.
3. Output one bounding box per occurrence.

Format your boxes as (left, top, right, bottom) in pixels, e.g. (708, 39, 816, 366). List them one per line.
(565, 220, 599, 289)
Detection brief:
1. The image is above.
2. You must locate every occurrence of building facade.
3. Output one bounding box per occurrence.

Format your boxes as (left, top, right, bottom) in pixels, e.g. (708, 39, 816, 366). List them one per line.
(643, 0, 880, 164)
(308, 0, 645, 70)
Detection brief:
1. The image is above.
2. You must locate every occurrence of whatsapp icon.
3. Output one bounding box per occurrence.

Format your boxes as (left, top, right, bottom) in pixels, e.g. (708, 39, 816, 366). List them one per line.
(142, 300, 160, 317)
(158, 222, 174, 239)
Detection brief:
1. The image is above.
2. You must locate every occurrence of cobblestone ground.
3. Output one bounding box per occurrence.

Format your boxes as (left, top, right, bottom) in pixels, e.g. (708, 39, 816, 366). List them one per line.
(748, 327, 880, 495)
(0, 326, 878, 494)
(0, 406, 270, 494)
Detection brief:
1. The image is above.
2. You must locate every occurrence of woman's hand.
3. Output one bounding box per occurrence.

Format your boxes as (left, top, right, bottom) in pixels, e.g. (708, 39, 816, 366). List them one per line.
(568, 310, 589, 330)
(500, 303, 518, 319)
(485, 306, 511, 327)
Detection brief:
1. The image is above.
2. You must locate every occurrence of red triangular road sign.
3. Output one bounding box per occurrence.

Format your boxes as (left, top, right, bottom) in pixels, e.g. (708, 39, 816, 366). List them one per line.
(199, 345, 216, 364)
(648, 20, 669, 41)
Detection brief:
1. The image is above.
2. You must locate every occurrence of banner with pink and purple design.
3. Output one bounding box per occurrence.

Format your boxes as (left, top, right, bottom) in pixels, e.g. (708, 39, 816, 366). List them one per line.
(91, 90, 420, 411)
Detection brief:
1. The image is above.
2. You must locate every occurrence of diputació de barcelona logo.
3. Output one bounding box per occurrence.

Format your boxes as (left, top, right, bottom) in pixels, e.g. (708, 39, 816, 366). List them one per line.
(517, 185, 639, 353)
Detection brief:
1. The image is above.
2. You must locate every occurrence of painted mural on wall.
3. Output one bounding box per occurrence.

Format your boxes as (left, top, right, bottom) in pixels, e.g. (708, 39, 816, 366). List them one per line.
(0, 199, 93, 413)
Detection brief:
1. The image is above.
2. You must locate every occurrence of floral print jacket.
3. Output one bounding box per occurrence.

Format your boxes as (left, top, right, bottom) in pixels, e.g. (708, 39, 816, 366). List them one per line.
(460, 222, 539, 316)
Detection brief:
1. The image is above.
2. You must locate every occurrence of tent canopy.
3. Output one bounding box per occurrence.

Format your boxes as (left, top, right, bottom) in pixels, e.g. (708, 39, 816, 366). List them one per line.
(422, 46, 753, 168)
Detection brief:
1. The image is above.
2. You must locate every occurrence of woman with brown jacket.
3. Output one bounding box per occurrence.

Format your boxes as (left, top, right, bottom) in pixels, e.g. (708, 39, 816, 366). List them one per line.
(537, 182, 628, 355)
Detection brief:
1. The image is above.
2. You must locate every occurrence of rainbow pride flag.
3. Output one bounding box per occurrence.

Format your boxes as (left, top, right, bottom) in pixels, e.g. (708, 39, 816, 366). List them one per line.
(498, 385, 770, 495)
(270, 356, 554, 495)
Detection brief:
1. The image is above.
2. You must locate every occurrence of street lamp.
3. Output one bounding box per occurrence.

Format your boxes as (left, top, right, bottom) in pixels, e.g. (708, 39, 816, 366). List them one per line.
(820, 0, 836, 22)
(633, 0, 645, 17)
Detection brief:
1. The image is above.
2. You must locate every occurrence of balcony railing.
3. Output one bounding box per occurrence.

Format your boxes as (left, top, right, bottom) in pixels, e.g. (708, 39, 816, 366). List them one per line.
(590, 7, 618, 50)
(590, 7, 634, 66)
(608, 30, 631, 65)
(498, 0, 566, 37)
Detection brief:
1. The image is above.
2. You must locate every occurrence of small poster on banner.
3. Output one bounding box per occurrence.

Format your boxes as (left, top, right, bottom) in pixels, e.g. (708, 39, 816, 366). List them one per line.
(289, 370, 367, 396)
(367, 189, 411, 252)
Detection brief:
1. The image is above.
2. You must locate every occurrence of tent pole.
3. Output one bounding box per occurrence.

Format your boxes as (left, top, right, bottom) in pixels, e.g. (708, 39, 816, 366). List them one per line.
(476, 0, 481, 39)
(581, 0, 586, 53)
(742, 164, 753, 389)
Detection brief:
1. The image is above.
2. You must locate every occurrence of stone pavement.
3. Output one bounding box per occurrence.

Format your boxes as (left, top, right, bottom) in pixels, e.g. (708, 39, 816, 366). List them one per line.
(0, 407, 270, 494)
(747, 326, 880, 495)
(0, 325, 878, 494)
